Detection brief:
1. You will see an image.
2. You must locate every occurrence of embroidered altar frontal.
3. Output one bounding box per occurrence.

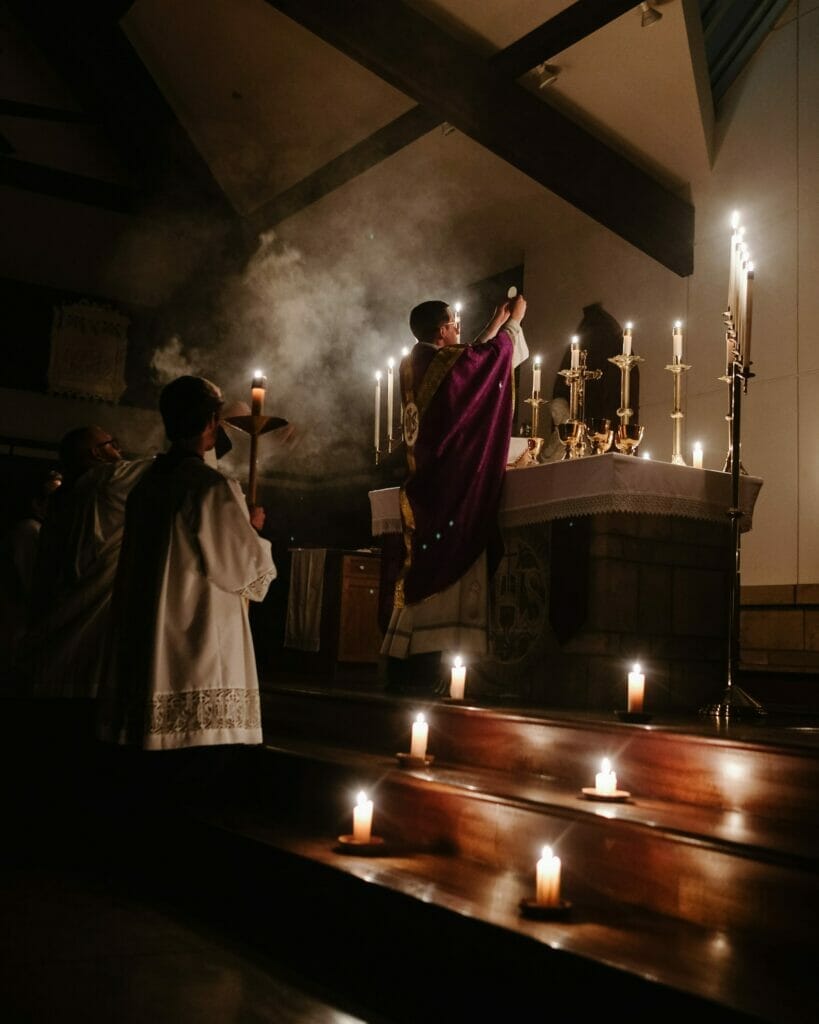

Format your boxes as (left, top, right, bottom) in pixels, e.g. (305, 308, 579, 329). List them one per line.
(370, 454, 763, 713)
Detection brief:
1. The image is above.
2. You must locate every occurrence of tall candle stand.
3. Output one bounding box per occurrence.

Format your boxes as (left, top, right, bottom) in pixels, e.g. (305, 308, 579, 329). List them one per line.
(665, 358, 691, 465)
(558, 351, 601, 458)
(720, 326, 747, 475)
(524, 393, 547, 442)
(225, 378, 289, 505)
(607, 351, 644, 429)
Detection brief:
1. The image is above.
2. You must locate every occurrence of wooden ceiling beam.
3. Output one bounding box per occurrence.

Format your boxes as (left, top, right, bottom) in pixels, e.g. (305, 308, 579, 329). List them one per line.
(0, 155, 139, 213)
(257, 1, 693, 277)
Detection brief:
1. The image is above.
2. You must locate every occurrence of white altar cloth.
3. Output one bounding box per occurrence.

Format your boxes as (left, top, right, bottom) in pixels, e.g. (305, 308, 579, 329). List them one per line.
(369, 453, 763, 536)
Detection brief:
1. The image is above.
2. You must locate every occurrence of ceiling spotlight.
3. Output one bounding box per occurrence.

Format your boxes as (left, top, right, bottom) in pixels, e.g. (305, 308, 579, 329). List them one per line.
(640, 2, 662, 27)
(533, 62, 560, 88)
(441, 122, 456, 136)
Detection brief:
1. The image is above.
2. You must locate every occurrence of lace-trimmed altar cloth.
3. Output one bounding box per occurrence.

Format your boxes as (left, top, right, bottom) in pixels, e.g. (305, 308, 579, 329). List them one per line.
(370, 453, 763, 537)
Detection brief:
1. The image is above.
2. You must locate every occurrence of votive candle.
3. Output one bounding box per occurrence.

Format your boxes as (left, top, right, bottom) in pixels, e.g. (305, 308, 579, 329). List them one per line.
(353, 790, 373, 843)
(595, 758, 617, 795)
(410, 713, 428, 759)
(450, 656, 466, 700)
(627, 663, 645, 713)
(536, 845, 562, 907)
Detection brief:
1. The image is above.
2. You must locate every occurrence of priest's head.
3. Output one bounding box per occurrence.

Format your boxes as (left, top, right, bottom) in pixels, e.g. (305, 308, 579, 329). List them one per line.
(409, 300, 460, 348)
(59, 425, 122, 481)
(160, 375, 224, 448)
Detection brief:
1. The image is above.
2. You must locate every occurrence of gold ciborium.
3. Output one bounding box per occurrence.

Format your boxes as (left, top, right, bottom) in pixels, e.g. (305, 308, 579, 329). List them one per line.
(587, 417, 614, 455)
(557, 421, 583, 460)
(614, 422, 645, 455)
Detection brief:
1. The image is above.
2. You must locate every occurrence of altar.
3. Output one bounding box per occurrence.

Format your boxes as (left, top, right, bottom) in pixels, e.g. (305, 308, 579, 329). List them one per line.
(369, 454, 763, 713)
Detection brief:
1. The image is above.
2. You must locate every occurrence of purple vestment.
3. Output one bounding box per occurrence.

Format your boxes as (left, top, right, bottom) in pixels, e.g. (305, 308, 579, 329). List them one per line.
(395, 330, 515, 606)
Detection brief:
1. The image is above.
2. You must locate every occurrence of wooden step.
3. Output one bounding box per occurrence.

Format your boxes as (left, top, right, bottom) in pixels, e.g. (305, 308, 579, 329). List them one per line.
(260, 684, 819, 824)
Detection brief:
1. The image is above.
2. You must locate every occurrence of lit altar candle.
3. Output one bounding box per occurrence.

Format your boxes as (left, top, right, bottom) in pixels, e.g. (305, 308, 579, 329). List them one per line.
(536, 845, 562, 907)
(672, 321, 683, 362)
(373, 371, 382, 449)
(454, 301, 462, 338)
(728, 210, 740, 315)
(742, 263, 754, 370)
(410, 713, 428, 759)
(386, 358, 395, 442)
(353, 790, 373, 843)
(595, 758, 617, 795)
(627, 663, 645, 712)
(570, 335, 580, 369)
(450, 655, 466, 700)
(401, 346, 410, 357)
(692, 441, 703, 469)
(532, 355, 541, 398)
(251, 371, 266, 416)
(622, 322, 633, 356)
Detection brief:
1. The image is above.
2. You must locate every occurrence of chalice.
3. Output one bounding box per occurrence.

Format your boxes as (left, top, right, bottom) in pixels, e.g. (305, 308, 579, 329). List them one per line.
(557, 421, 583, 460)
(587, 417, 613, 455)
(614, 423, 645, 456)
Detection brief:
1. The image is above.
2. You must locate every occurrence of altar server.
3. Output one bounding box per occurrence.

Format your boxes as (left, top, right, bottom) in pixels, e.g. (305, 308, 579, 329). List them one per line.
(98, 375, 276, 750)
(382, 294, 528, 692)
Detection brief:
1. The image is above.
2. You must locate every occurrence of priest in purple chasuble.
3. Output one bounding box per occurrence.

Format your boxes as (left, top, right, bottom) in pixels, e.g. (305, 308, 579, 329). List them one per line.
(381, 295, 529, 690)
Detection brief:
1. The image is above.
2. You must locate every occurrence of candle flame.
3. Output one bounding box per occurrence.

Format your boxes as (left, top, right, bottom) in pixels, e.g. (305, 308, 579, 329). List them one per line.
(534, 355, 541, 366)
(731, 210, 740, 229)
(571, 335, 579, 345)
(253, 369, 263, 377)
(374, 370, 382, 381)
(632, 663, 641, 673)
(625, 322, 633, 330)
(387, 357, 395, 368)
(601, 758, 611, 773)
(694, 441, 703, 451)
(453, 655, 462, 667)
(642, 452, 651, 460)
(674, 320, 682, 329)
(401, 346, 410, 356)
(454, 302, 462, 312)
(747, 261, 754, 273)
(356, 790, 368, 805)
(541, 845, 552, 860)
(415, 713, 425, 724)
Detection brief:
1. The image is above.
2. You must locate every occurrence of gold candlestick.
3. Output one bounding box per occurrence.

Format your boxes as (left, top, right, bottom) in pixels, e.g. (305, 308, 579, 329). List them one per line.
(665, 359, 691, 466)
(225, 372, 289, 505)
(558, 351, 601, 458)
(523, 395, 547, 440)
(607, 352, 644, 427)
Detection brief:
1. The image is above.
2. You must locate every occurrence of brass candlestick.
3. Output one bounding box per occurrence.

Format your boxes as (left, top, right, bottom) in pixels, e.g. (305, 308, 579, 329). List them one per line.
(607, 352, 644, 428)
(665, 358, 691, 466)
(225, 374, 289, 505)
(558, 351, 601, 458)
(523, 394, 547, 441)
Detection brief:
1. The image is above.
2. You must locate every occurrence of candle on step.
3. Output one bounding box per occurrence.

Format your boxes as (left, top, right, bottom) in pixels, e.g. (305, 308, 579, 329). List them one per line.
(627, 663, 645, 713)
(595, 758, 617, 796)
(692, 441, 704, 469)
(410, 713, 428, 759)
(450, 655, 466, 700)
(536, 845, 561, 907)
(353, 790, 373, 843)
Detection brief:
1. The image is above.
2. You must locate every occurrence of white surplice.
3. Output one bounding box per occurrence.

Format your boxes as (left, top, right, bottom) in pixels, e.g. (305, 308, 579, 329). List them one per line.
(98, 454, 276, 750)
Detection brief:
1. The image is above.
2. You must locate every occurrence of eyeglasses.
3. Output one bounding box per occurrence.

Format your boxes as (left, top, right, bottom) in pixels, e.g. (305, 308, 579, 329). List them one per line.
(443, 321, 460, 329)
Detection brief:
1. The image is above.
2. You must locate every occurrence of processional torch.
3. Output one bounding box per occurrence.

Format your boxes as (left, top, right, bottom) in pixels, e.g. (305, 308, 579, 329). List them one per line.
(225, 371, 289, 505)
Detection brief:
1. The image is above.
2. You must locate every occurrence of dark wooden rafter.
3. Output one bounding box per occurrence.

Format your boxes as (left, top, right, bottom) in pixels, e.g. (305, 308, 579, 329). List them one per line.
(260, 0, 693, 276)
(0, 99, 98, 123)
(6, 0, 234, 219)
(250, 0, 639, 232)
(0, 155, 137, 213)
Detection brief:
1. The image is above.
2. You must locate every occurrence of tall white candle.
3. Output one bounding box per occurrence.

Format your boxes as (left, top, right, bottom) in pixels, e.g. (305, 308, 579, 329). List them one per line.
(673, 321, 683, 362)
(623, 322, 633, 356)
(386, 358, 395, 441)
(532, 356, 541, 397)
(728, 210, 740, 315)
(627, 663, 645, 712)
(454, 301, 462, 339)
(410, 713, 428, 759)
(692, 442, 703, 469)
(353, 791, 373, 842)
(536, 845, 562, 907)
(595, 758, 617, 795)
(742, 264, 754, 370)
(373, 371, 381, 449)
(450, 656, 466, 700)
(570, 335, 580, 370)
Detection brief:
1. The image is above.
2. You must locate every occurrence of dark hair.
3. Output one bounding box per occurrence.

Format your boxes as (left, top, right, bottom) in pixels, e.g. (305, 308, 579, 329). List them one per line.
(159, 376, 223, 442)
(409, 300, 450, 344)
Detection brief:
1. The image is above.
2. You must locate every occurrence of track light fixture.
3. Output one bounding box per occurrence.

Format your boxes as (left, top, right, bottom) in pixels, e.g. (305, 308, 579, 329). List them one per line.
(640, 2, 662, 27)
